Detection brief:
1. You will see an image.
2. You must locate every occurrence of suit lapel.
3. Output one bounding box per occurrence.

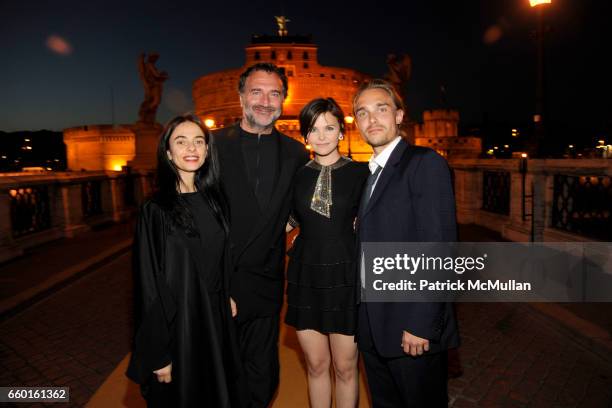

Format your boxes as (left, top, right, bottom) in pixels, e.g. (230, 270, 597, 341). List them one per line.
(361, 139, 409, 220)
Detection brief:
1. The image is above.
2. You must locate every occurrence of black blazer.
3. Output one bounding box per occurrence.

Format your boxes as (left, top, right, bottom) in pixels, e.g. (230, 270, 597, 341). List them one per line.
(357, 138, 460, 358)
(214, 124, 309, 320)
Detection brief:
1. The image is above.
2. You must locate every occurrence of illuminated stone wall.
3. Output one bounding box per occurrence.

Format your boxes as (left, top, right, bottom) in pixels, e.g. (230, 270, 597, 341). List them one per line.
(64, 125, 135, 171)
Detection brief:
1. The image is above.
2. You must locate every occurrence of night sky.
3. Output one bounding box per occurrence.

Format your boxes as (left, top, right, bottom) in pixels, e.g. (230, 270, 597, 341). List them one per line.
(1, 0, 609, 147)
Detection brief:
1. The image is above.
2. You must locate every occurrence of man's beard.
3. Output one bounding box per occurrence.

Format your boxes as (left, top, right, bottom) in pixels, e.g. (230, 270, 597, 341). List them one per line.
(244, 103, 281, 130)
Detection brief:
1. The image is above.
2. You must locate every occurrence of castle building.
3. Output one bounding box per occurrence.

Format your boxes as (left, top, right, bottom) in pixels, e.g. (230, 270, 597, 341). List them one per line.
(63, 125, 135, 171)
(413, 109, 481, 158)
(193, 30, 373, 161)
(63, 20, 481, 170)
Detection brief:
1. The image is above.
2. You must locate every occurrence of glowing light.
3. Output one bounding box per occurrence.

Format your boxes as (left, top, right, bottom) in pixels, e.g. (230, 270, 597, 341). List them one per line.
(494, 146, 499, 150)
(568, 145, 574, 148)
(204, 118, 216, 128)
(530, 0, 551, 7)
(9, 189, 17, 197)
(483, 26, 502, 45)
(46, 35, 73, 56)
(24, 138, 30, 142)
(305, 144, 312, 150)
(504, 144, 509, 149)
(108, 159, 126, 171)
(344, 115, 354, 124)
(521, 153, 528, 158)
(598, 139, 605, 145)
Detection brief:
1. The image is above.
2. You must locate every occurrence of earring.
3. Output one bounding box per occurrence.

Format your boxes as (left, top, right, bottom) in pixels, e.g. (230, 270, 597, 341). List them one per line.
(339, 134, 344, 141)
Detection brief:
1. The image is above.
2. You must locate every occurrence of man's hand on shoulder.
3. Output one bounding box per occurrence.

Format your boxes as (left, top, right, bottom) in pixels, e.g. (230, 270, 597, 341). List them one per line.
(401, 330, 430, 356)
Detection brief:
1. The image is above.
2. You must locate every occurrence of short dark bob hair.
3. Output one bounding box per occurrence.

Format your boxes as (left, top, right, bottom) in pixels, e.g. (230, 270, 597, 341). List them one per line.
(299, 97, 345, 141)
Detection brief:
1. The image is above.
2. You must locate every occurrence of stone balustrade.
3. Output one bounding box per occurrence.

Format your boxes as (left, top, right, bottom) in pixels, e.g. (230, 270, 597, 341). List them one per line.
(1, 158, 609, 262)
(0, 169, 155, 263)
(450, 158, 612, 242)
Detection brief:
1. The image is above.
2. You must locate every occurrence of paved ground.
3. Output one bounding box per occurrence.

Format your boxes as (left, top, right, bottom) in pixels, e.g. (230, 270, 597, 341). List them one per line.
(1, 223, 611, 407)
(449, 302, 612, 407)
(0, 252, 134, 407)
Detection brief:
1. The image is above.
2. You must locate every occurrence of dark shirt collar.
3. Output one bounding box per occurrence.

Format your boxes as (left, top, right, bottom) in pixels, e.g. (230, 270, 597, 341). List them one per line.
(238, 125, 278, 139)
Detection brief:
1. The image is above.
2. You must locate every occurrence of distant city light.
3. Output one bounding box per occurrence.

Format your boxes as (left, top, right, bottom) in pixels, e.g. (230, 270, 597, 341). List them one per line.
(568, 145, 574, 149)
(1, 155, 6, 159)
(504, 144, 509, 149)
(494, 146, 499, 150)
(598, 139, 605, 145)
(24, 138, 30, 142)
(204, 118, 216, 128)
(521, 153, 528, 158)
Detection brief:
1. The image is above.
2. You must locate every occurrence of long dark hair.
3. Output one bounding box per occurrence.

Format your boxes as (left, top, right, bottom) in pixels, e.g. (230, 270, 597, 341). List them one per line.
(154, 114, 229, 236)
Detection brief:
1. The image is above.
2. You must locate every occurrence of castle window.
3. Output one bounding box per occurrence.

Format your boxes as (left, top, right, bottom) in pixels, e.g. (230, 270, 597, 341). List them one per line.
(303, 62, 309, 69)
(320, 73, 325, 77)
(287, 51, 293, 60)
(303, 51, 309, 60)
(287, 69, 294, 77)
(331, 74, 336, 79)
(271, 50, 277, 60)
(342, 74, 346, 80)
(254, 51, 260, 60)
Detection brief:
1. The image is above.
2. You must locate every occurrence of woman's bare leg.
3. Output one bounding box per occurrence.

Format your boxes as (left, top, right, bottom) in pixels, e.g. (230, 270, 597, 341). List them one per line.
(297, 329, 332, 408)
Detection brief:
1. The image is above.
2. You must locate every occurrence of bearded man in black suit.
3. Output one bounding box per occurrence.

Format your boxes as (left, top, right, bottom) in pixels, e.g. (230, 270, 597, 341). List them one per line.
(213, 63, 309, 407)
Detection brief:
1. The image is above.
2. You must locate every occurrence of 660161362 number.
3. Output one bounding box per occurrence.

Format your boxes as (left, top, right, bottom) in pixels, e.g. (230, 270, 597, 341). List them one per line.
(0, 387, 69, 402)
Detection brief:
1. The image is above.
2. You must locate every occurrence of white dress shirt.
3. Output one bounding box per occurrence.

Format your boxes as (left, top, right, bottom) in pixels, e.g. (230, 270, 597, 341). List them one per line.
(368, 136, 401, 195)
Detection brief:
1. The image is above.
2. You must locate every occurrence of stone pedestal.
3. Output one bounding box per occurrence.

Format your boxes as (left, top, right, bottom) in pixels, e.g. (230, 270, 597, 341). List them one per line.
(128, 123, 162, 170)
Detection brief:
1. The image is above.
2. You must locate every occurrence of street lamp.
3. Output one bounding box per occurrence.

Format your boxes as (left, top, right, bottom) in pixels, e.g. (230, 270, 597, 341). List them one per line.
(529, 0, 551, 157)
(344, 115, 354, 159)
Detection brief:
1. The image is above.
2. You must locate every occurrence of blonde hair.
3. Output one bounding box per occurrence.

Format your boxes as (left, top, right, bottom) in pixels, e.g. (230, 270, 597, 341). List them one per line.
(352, 78, 405, 113)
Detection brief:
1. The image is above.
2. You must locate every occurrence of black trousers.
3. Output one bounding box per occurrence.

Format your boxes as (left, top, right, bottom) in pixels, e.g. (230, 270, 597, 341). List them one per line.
(238, 315, 280, 408)
(359, 304, 448, 407)
(362, 350, 448, 408)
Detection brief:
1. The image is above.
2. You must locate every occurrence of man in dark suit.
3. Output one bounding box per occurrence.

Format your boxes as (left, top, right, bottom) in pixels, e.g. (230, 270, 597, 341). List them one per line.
(354, 79, 460, 407)
(213, 63, 309, 407)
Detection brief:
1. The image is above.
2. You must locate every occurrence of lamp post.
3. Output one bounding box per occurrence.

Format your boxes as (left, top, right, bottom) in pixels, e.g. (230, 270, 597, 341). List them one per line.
(529, 0, 551, 157)
(344, 115, 354, 159)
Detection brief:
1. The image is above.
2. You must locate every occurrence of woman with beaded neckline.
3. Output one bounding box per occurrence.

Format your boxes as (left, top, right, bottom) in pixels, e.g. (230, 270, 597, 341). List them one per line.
(285, 98, 369, 408)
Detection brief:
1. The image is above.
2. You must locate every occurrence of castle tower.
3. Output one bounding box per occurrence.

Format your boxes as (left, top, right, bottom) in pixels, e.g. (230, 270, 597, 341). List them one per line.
(192, 19, 373, 161)
(413, 109, 481, 158)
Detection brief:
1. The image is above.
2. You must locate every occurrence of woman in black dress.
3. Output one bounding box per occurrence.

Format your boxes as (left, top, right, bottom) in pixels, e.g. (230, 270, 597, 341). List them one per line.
(285, 98, 368, 407)
(127, 114, 247, 407)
